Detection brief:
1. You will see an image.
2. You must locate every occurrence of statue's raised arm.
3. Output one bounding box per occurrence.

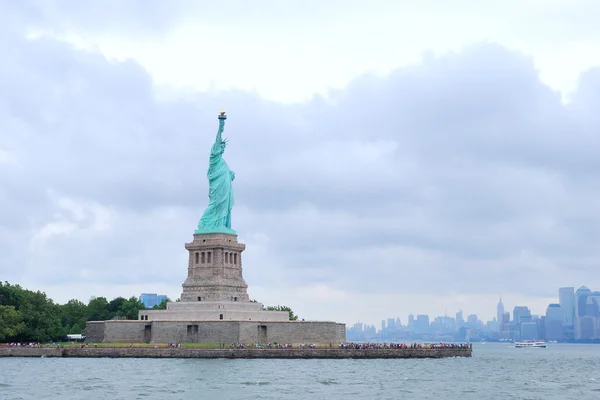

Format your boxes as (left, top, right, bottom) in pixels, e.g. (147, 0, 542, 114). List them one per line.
(211, 111, 227, 155)
(195, 111, 237, 235)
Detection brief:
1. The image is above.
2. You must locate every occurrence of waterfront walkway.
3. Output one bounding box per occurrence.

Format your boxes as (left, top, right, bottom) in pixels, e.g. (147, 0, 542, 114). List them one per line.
(0, 343, 472, 359)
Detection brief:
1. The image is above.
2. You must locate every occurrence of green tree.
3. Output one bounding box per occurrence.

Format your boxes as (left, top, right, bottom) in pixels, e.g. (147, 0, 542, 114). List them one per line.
(0, 305, 25, 340)
(265, 305, 298, 321)
(67, 322, 82, 334)
(0, 282, 25, 308)
(1, 282, 63, 341)
(118, 297, 146, 320)
(18, 289, 63, 341)
(58, 299, 89, 332)
(87, 297, 110, 321)
(152, 298, 170, 310)
(107, 297, 126, 318)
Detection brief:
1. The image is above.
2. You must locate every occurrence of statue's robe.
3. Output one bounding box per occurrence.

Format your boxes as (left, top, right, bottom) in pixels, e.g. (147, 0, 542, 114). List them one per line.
(197, 141, 234, 230)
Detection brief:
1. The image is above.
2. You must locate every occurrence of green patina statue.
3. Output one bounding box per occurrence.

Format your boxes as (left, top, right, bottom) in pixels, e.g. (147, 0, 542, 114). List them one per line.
(195, 111, 236, 235)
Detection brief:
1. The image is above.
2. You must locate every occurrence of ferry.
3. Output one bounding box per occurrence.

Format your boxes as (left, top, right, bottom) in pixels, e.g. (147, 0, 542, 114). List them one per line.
(514, 340, 546, 348)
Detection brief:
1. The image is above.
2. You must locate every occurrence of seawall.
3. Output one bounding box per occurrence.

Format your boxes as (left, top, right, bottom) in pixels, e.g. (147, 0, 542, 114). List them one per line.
(0, 347, 471, 359)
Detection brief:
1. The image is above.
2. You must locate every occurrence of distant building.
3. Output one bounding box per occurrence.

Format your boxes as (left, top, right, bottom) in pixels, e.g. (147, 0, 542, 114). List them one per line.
(497, 296, 504, 332)
(139, 293, 168, 308)
(521, 322, 538, 340)
(588, 292, 600, 317)
(456, 310, 464, 328)
(559, 287, 575, 326)
(415, 315, 430, 334)
(513, 306, 531, 324)
(546, 304, 562, 321)
(467, 314, 478, 327)
(576, 316, 597, 339)
(386, 318, 396, 330)
(545, 303, 564, 341)
(574, 286, 594, 339)
(575, 286, 591, 317)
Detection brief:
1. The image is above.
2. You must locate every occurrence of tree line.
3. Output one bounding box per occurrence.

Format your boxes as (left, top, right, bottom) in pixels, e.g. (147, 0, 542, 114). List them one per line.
(0, 282, 153, 342)
(1, 282, 298, 342)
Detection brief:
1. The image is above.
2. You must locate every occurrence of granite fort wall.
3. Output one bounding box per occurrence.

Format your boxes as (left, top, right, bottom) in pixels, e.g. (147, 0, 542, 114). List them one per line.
(150, 321, 242, 344)
(85, 321, 106, 342)
(238, 321, 346, 344)
(0, 347, 471, 359)
(102, 321, 147, 343)
(85, 320, 346, 344)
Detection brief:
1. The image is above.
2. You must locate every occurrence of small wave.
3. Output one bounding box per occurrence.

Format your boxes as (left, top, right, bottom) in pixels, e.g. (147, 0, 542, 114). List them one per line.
(241, 381, 271, 386)
(0, 383, 10, 388)
(81, 385, 105, 391)
(562, 383, 581, 389)
(318, 379, 339, 385)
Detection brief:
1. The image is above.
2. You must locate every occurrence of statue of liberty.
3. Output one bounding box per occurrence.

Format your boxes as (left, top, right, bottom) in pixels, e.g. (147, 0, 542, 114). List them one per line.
(195, 111, 236, 235)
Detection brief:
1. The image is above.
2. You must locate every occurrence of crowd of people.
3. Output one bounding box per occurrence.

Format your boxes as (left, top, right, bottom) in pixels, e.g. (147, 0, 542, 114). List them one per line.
(4, 342, 42, 348)
(229, 342, 295, 349)
(338, 342, 471, 349)
(225, 342, 471, 350)
(3, 341, 471, 350)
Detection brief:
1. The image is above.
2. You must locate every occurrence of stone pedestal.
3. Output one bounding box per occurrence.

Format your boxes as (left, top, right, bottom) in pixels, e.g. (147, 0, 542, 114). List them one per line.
(141, 301, 289, 322)
(138, 232, 289, 322)
(180, 233, 249, 302)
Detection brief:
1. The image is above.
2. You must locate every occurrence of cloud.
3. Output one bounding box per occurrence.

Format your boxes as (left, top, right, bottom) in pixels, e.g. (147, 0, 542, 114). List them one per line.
(2, 0, 193, 37)
(1, 8, 600, 325)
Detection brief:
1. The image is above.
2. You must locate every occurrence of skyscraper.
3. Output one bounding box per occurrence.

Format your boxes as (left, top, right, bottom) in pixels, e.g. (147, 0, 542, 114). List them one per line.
(575, 286, 591, 317)
(456, 310, 464, 328)
(415, 315, 430, 333)
(558, 287, 575, 326)
(545, 303, 564, 341)
(387, 318, 396, 330)
(513, 306, 531, 324)
(497, 296, 504, 332)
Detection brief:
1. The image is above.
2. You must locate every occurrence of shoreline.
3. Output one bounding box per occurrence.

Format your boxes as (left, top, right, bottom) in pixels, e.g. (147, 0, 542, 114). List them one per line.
(0, 347, 471, 359)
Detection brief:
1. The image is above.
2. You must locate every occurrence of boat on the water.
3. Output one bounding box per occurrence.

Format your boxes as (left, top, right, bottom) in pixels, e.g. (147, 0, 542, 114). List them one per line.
(514, 340, 546, 348)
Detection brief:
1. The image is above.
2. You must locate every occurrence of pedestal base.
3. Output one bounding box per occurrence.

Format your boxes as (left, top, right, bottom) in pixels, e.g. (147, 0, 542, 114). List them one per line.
(194, 226, 237, 235)
(181, 232, 248, 302)
(140, 300, 290, 322)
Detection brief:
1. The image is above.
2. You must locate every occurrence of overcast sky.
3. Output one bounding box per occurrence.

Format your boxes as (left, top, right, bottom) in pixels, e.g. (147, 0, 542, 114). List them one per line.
(2, 0, 600, 326)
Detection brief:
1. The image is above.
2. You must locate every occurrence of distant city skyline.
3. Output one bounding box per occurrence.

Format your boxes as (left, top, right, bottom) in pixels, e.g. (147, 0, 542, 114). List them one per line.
(58, 285, 588, 328)
(348, 285, 600, 342)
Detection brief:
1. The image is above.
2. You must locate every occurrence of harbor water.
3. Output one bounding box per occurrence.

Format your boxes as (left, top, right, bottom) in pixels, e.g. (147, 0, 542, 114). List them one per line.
(1, 343, 599, 399)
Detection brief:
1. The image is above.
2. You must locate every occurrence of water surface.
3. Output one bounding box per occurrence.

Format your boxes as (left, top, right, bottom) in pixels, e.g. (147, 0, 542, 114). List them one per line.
(2, 343, 599, 399)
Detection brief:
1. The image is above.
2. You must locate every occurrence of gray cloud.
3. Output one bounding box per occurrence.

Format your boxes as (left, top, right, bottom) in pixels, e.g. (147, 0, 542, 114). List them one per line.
(1, 7, 600, 322)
